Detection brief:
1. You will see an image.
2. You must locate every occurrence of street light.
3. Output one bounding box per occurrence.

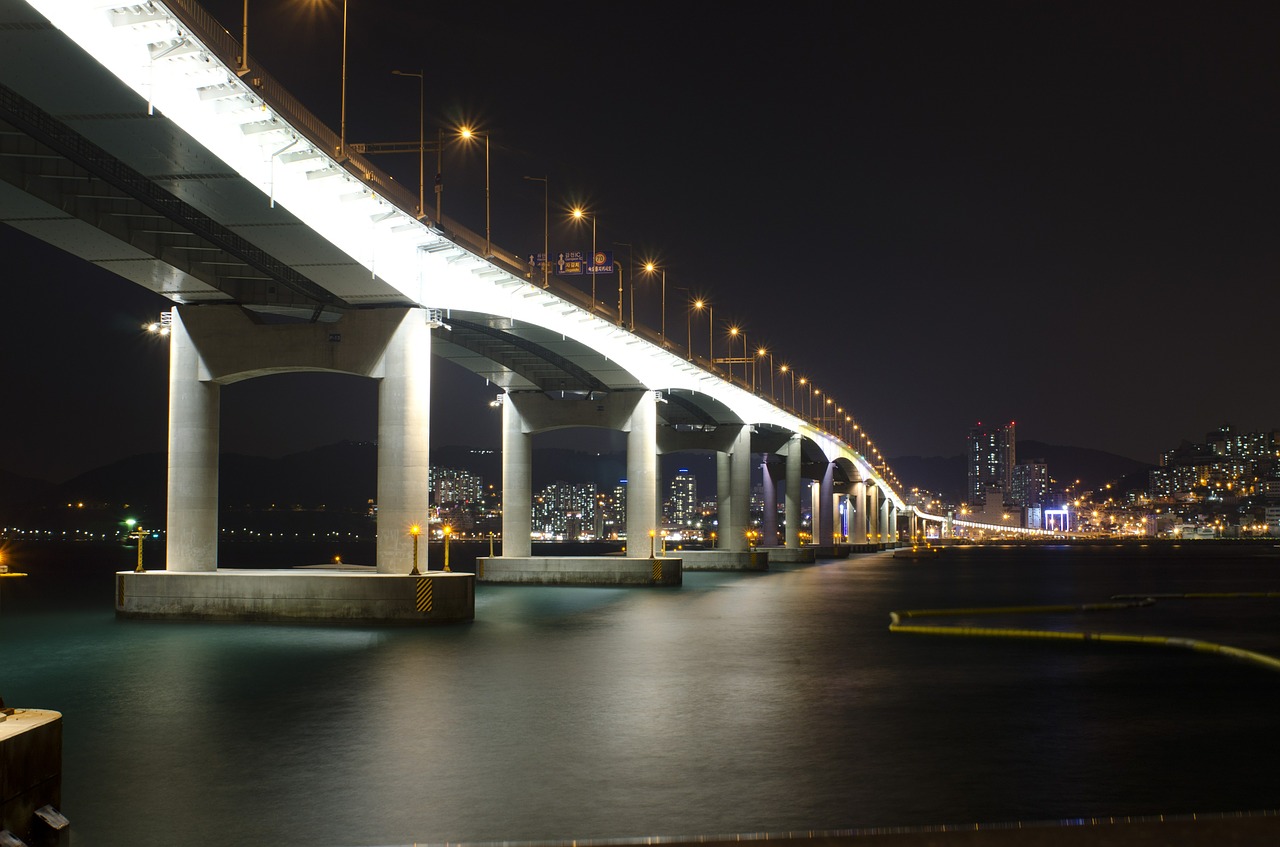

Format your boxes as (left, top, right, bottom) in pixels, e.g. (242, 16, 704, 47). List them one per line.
(524, 176, 549, 287)
(390, 69, 424, 218)
(643, 262, 666, 343)
(689, 298, 705, 361)
(459, 127, 491, 256)
(410, 524, 421, 574)
(615, 242, 634, 328)
(570, 207, 597, 310)
(728, 326, 742, 384)
(124, 519, 145, 572)
(442, 525, 453, 572)
(757, 347, 773, 398)
(236, 0, 250, 76)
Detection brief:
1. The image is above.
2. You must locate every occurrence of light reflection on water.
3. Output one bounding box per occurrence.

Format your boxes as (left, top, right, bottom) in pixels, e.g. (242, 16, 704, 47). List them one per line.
(2, 543, 1279, 847)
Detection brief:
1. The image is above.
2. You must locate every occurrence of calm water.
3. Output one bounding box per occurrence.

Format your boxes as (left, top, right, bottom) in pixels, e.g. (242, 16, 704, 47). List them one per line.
(2, 541, 1279, 847)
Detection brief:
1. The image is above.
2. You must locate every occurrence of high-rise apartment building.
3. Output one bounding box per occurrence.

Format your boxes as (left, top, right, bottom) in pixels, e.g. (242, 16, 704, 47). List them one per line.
(668, 469, 698, 528)
(968, 421, 1016, 504)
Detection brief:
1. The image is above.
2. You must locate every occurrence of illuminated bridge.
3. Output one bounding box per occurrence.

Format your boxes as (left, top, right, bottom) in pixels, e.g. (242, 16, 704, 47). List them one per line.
(0, 0, 1005, 617)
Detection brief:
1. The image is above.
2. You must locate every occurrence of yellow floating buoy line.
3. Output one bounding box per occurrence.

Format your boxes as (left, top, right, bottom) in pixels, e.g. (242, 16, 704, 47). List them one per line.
(888, 595, 1280, 673)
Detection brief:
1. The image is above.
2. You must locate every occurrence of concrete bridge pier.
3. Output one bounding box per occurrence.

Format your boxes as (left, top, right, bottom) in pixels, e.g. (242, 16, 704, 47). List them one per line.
(375, 306, 433, 573)
(484, 389, 680, 585)
(851, 480, 868, 545)
(867, 484, 881, 546)
(818, 461, 835, 547)
(625, 390, 659, 558)
(501, 394, 533, 558)
(882, 497, 895, 548)
(124, 305, 472, 624)
(166, 308, 220, 572)
(761, 455, 779, 547)
(785, 434, 802, 548)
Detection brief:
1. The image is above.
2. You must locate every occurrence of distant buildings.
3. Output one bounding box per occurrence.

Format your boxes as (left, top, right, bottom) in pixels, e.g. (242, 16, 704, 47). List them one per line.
(667, 469, 698, 529)
(964, 421, 1060, 530)
(967, 421, 1016, 504)
(1149, 424, 1280, 506)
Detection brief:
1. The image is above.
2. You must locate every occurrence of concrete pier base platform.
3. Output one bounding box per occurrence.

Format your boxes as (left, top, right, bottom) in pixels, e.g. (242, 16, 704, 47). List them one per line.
(677, 549, 768, 571)
(116, 569, 474, 625)
(0, 708, 65, 846)
(759, 547, 816, 564)
(477, 556, 681, 586)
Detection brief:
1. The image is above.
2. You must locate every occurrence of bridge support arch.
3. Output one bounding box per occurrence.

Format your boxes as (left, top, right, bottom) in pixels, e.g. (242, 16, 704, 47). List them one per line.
(165, 304, 432, 574)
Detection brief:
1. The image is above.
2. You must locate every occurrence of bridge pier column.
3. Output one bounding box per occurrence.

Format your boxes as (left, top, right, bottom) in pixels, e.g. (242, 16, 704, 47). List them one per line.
(166, 308, 219, 572)
(818, 461, 835, 546)
(728, 426, 751, 552)
(867, 484, 881, 545)
(885, 501, 897, 547)
(501, 394, 532, 558)
(851, 481, 867, 545)
(761, 455, 779, 547)
(716, 451, 731, 548)
(785, 433, 801, 548)
(375, 310, 432, 573)
(625, 390, 658, 557)
(879, 493, 892, 547)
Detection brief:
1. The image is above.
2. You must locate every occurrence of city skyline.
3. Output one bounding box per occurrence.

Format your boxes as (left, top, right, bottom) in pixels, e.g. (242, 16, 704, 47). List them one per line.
(3, 1, 1279, 484)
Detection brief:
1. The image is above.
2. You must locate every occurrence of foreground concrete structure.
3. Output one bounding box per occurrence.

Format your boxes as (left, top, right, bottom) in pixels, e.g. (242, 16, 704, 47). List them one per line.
(0, 708, 66, 846)
(117, 569, 474, 625)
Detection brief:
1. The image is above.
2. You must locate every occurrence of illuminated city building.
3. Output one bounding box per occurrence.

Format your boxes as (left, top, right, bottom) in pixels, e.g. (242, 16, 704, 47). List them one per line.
(967, 421, 1016, 504)
(668, 470, 698, 528)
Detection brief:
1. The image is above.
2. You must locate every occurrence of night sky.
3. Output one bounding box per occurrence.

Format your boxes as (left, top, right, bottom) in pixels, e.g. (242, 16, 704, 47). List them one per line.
(2, 0, 1278, 484)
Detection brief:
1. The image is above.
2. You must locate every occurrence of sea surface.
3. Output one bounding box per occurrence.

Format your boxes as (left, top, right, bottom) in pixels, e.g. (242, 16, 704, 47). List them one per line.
(2, 540, 1279, 847)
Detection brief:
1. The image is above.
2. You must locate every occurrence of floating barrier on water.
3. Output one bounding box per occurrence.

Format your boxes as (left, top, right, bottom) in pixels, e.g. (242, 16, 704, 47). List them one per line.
(888, 595, 1280, 673)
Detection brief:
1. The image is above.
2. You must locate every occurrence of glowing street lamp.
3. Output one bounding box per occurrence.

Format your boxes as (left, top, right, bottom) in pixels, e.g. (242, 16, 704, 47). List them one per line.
(124, 518, 145, 572)
(756, 347, 773, 397)
(570, 206, 598, 309)
(689, 298, 706, 361)
(459, 127, 491, 256)
(410, 524, 422, 574)
(442, 525, 453, 572)
(643, 261, 667, 343)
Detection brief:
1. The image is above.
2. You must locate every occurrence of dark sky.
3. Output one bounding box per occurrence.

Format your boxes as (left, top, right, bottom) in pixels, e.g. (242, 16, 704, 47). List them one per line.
(3, 0, 1279, 483)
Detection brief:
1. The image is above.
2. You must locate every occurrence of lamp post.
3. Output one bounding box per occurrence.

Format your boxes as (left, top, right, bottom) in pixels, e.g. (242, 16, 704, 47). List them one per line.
(643, 262, 667, 343)
(727, 326, 740, 383)
(410, 524, 421, 574)
(390, 70, 424, 218)
(236, 0, 250, 76)
(124, 519, 145, 572)
(758, 348, 774, 398)
(570, 207, 597, 310)
(708, 304, 714, 369)
(689, 298, 705, 361)
(339, 0, 348, 157)
(459, 127, 490, 256)
(524, 176, 549, 287)
(613, 243, 634, 327)
(442, 525, 452, 572)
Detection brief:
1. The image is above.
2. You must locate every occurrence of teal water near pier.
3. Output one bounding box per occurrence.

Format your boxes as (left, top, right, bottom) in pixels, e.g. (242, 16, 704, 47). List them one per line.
(1, 541, 1278, 846)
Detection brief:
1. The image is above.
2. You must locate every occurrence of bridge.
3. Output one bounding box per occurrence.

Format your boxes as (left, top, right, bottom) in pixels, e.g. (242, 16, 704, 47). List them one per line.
(0, 0, 938, 621)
